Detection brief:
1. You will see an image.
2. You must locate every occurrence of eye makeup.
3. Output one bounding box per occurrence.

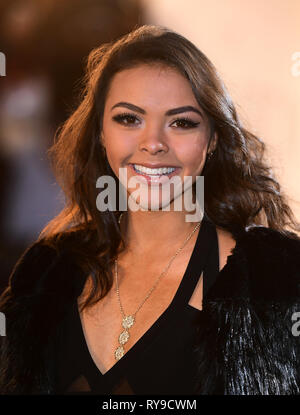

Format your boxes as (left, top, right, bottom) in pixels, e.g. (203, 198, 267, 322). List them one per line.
(112, 112, 200, 129)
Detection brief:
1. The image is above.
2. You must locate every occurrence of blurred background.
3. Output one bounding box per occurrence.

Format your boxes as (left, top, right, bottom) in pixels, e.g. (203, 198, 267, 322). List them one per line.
(0, 0, 299, 292)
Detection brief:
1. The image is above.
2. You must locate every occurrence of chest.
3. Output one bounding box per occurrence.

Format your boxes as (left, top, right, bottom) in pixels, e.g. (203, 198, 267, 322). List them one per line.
(77, 258, 203, 375)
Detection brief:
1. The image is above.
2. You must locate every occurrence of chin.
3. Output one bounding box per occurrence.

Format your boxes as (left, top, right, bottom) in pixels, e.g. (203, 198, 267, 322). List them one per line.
(127, 188, 182, 212)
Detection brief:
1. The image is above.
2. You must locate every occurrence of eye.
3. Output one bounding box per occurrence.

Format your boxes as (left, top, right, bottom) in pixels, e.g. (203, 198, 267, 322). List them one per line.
(112, 112, 141, 126)
(171, 117, 200, 129)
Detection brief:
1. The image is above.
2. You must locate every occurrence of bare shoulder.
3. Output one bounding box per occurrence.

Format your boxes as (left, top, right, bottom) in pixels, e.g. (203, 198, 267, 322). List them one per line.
(215, 226, 237, 272)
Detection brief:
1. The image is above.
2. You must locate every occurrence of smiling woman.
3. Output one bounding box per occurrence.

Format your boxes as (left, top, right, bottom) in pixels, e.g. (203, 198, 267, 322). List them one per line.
(0, 25, 300, 395)
(102, 64, 212, 212)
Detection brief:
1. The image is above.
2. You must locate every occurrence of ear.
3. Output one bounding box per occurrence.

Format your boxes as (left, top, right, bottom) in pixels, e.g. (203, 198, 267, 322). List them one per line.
(100, 132, 107, 159)
(208, 132, 218, 153)
(100, 132, 106, 149)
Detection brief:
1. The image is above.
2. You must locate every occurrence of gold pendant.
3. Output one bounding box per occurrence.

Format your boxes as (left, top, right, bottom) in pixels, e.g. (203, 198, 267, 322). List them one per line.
(114, 315, 135, 361)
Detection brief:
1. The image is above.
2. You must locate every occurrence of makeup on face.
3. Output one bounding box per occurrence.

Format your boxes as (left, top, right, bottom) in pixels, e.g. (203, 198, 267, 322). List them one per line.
(102, 64, 213, 210)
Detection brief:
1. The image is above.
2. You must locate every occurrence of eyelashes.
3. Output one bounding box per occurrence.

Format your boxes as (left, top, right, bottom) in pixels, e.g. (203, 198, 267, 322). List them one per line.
(112, 112, 200, 130)
(172, 117, 200, 129)
(112, 112, 139, 126)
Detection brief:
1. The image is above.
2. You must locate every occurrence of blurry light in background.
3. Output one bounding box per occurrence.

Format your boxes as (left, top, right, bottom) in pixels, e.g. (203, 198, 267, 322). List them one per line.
(0, 52, 6, 76)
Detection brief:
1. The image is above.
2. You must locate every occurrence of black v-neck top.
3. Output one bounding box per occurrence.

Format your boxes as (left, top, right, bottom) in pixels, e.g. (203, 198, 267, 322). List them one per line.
(53, 215, 220, 395)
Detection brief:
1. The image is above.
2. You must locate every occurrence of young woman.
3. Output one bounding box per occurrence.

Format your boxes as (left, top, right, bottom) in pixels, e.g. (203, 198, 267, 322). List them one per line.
(0, 25, 300, 395)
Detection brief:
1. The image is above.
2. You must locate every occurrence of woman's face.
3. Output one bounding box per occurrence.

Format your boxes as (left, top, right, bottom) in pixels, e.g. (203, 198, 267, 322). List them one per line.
(102, 63, 216, 212)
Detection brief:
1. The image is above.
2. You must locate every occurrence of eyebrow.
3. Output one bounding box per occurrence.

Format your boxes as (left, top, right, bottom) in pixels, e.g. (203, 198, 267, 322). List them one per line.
(111, 102, 204, 118)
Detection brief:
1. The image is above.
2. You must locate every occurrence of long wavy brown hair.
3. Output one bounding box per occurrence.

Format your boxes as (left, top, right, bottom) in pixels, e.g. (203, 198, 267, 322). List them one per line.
(38, 25, 299, 312)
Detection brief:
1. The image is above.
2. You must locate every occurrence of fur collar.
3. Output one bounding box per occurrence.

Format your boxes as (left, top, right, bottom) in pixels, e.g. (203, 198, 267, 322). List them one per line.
(0, 225, 300, 394)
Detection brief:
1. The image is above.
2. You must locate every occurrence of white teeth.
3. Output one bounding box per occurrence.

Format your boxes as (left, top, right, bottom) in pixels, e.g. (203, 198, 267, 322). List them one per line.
(133, 164, 176, 175)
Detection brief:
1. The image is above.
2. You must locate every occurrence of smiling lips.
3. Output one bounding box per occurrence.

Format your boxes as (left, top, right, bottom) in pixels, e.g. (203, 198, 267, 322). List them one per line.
(129, 163, 181, 184)
(133, 164, 176, 175)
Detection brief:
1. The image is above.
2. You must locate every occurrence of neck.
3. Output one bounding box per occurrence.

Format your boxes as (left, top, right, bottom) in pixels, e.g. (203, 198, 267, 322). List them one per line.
(119, 209, 202, 257)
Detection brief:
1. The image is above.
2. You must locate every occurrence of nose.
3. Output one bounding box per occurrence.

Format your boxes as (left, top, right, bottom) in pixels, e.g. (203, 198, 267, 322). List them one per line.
(138, 125, 169, 155)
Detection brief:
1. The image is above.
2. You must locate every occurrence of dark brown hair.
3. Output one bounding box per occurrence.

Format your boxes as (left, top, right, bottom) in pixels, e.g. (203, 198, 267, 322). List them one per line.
(39, 25, 300, 311)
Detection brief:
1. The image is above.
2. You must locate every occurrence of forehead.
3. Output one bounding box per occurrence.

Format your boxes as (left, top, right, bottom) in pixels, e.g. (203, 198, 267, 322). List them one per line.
(105, 64, 199, 109)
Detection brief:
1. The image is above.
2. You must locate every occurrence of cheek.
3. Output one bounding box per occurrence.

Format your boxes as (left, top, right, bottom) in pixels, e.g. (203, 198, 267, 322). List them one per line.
(103, 128, 136, 165)
(177, 137, 208, 173)
(103, 131, 136, 193)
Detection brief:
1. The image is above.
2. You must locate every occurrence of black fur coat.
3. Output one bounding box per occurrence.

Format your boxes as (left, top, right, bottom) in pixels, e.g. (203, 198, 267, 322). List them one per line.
(0, 225, 300, 395)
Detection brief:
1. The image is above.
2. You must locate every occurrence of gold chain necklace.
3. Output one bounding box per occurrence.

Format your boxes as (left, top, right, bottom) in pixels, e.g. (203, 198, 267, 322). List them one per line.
(114, 214, 201, 361)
